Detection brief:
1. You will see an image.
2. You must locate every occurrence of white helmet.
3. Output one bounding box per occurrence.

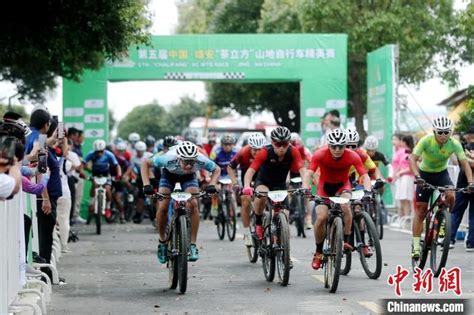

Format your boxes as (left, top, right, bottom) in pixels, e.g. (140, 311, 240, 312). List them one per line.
(432, 116, 452, 131)
(363, 136, 379, 150)
(290, 132, 301, 143)
(248, 133, 267, 149)
(345, 128, 360, 144)
(176, 141, 199, 159)
(93, 139, 106, 152)
(326, 128, 348, 146)
(128, 132, 140, 142)
(116, 141, 127, 151)
(134, 141, 146, 152)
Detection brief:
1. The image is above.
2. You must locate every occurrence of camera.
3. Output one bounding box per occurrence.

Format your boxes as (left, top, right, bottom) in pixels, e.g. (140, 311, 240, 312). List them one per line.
(37, 134, 48, 174)
(0, 136, 17, 165)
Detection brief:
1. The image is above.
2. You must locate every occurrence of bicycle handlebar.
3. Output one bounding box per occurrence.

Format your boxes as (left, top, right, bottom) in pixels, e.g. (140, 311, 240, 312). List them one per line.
(420, 182, 469, 193)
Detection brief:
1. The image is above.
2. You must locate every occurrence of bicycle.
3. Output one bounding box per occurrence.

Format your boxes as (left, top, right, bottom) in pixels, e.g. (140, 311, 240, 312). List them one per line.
(368, 180, 386, 239)
(255, 190, 292, 286)
(288, 177, 306, 238)
(411, 183, 468, 277)
(246, 203, 259, 263)
(90, 176, 113, 235)
(306, 192, 347, 293)
(155, 188, 207, 294)
(215, 177, 237, 241)
(340, 190, 382, 279)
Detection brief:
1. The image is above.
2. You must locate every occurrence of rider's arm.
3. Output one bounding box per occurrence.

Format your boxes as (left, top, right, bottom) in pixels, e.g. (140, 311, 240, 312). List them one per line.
(243, 149, 267, 187)
(227, 153, 240, 185)
(459, 159, 473, 183)
(303, 152, 319, 190)
(290, 146, 305, 177)
(209, 165, 221, 186)
(409, 153, 421, 177)
(140, 159, 153, 186)
(360, 173, 372, 191)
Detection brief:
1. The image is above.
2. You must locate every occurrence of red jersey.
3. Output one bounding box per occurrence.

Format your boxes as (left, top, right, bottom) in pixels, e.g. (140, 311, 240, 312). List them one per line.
(229, 145, 254, 171)
(250, 145, 304, 186)
(308, 147, 367, 183)
(295, 144, 312, 162)
(203, 143, 214, 156)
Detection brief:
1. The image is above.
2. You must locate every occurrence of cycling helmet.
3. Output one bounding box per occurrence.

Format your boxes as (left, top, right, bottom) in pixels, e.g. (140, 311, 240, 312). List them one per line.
(134, 141, 146, 152)
(144, 135, 156, 147)
(345, 128, 360, 144)
(184, 130, 198, 143)
(93, 139, 107, 152)
(176, 141, 199, 159)
(163, 135, 178, 148)
(221, 133, 235, 145)
(113, 137, 123, 146)
(270, 126, 291, 142)
(128, 132, 140, 142)
(290, 132, 301, 143)
(247, 133, 267, 149)
(363, 136, 379, 150)
(432, 116, 452, 131)
(116, 141, 127, 151)
(327, 128, 348, 146)
(0, 118, 31, 141)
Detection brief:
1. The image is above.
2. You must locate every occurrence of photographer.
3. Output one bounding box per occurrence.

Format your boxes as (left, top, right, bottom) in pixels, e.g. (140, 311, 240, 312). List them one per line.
(0, 113, 24, 199)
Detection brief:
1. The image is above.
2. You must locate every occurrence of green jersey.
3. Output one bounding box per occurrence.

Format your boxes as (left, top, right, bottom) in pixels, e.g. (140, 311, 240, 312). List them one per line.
(413, 134, 466, 173)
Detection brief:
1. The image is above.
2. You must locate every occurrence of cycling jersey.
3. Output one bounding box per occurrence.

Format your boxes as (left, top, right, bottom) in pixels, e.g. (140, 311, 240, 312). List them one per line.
(210, 146, 238, 177)
(368, 150, 390, 167)
(309, 147, 367, 197)
(294, 143, 312, 162)
(150, 151, 217, 175)
(250, 144, 303, 188)
(84, 150, 118, 177)
(131, 152, 153, 176)
(413, 134, 466, 173)
(229, 145, 254, 171)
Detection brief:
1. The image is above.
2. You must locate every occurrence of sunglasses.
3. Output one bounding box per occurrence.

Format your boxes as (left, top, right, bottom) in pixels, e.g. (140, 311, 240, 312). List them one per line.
(181, 159, 196, 166)
(435, 130, 450, 136)
(346, 144, 358, 149)
(273, 141, 289, 148)
(329, 144, 345, 150)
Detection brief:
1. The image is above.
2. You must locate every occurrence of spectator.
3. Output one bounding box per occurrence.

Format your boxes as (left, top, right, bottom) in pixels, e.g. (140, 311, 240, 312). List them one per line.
(393, 135, 415, 222)
(390, 133, 403, 212)
(71, 129, 86, 223)
(450, 126, 474, 251)
(319, 110, 340, 147)
(66, 139, 82, 225)
(56, 138, 73, 253)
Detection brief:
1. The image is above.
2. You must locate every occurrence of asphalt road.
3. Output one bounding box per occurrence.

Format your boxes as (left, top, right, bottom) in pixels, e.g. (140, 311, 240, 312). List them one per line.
(48, 216, 474, 315)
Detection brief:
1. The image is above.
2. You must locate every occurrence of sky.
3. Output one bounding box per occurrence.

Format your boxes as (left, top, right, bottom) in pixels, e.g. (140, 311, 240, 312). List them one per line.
(1, 0, 472, 129)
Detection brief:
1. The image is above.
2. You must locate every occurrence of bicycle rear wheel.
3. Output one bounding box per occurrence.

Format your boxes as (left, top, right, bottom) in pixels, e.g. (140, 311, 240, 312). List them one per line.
(376, 200, 384, 240)
(355, 211, 382, 279)
(340, 230, 353, 276)
(178, 215, 189, 294)
(262, 212, 275, 282)
(168, 224, 178, 290)
(216, 204, 225, 240)
(324, 216, 343, 293)
(246, 211, 258, 263)
(226, 198, 237, 241)
(276, 212, 291, 286)
(430, 207, 451, 277)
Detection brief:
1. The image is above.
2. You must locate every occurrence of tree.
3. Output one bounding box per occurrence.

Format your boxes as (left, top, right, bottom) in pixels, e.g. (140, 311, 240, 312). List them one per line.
(117, 102, 172, 140)
(178, 0, 301, 131)
(0, 104, 28, 120)
(168, 96, 208, 134)
(0, 0, 151, 102)
(455, 85, 474, 134)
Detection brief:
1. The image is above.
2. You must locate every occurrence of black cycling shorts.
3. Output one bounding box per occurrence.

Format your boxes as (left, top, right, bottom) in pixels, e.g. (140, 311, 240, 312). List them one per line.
(416, 169, 453, 203)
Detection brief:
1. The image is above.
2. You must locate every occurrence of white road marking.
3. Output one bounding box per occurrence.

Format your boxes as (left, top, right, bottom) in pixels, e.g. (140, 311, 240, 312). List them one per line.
(358, 301, 383, 314)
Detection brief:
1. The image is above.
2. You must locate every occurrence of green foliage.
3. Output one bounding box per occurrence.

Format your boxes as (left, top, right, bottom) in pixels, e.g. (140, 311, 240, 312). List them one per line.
(0, 104, 28, 120)
(458, 1, 474, 63)
(0, 0, 152, 102)
(168, 96, 208, 133)
(117, 102, 170, 140)
(455, 85, 474, 134)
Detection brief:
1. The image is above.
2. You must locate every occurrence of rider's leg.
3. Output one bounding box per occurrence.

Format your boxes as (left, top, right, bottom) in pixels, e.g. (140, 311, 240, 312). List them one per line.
(156, 187, 171, 242)
(240, 195, 251, 228)
(314, 204, 329, 252)
(185, 186, 200, 244)
(340, 192, 353, 245)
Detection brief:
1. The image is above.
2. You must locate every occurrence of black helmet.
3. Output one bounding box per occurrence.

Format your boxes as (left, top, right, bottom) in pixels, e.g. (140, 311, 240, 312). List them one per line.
(221, 133, 235, 145)
(270, 126, 291, 142)
(144, 135, 156, 147)
(163, 135, 177, 148)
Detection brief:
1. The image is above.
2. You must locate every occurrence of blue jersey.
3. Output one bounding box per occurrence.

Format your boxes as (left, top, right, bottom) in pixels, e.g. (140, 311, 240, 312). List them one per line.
(210, 146, 238, 176)
(84, 150, 118, 176)
(151, 151, 217, 175)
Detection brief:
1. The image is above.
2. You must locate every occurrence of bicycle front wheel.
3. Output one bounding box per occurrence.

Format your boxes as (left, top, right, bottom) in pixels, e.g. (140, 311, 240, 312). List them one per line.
(355, 211, 382, 279)
(247, 211, 258, 263)
(178, 215, 189, 294)
(430, 207, 451, 277)
(324, 216, 343, 293)
(295, 195, 306, 238)
(226, 198, 237, 241)
(262, 212, 275, 282)
(168, 224, 178, 290)
(276, 212, 291, 286)
(216, 204, 225, 240)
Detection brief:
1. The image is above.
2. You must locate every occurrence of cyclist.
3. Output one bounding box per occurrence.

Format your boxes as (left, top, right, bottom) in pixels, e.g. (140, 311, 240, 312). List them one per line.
(409, 116, 473, 259)
(113, 141, 132, 223)
(144, 135, 156, 154)
(83, 139, 121, 220)
(141, 141, 221, 263)
(242, 126, 305, 241)
(302, 128, 373, 269)
(128, 132, 140, 147)
(363, 135, 392, 182)
(204, 132, 217, 156)
(129, 141, 152, 223)
(228, 132, 267, 246)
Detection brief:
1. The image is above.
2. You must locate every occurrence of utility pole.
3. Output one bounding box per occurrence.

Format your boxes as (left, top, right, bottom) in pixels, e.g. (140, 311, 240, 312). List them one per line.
(203, 104, 213, 138)
(8, 92, 20, 111)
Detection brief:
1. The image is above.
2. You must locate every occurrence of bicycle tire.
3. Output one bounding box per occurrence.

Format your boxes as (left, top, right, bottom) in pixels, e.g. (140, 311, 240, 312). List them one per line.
(340, 229, 353, 276)
(178, 215, 189, 294)
(430, 207, 451, 277)
(226, 198, 237, 241)
(246, 211, 258, 263)
(262, 212, 275, 282)
(168, 224, 178, 290)
(216, 204, 225, 240)
(276, 212, 291, 286)
(377, 201, 384, 240)
(413, 213, 431, 271)
(295, 195, 306, 238)
(325, 216, 343, 293)
(96, 191, 103, 235)
(355, 211, 382, 279)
